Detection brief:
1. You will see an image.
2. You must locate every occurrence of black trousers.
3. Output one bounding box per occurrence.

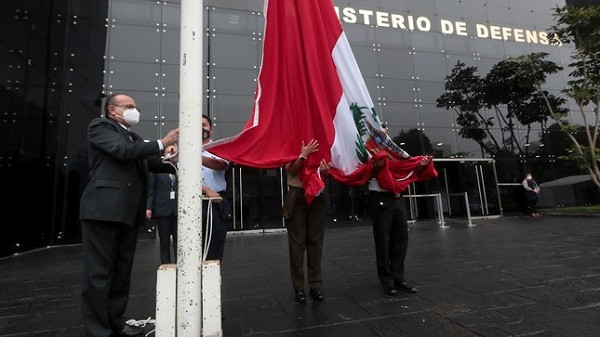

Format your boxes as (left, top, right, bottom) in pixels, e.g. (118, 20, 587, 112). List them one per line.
(81, 220, 138, 337)
(369, 191, 409, 286)
(285, 189, 326, 291)
(155, 214, 177, 264)
(527, 200, 538, 214)
(202, 199, 228, 261)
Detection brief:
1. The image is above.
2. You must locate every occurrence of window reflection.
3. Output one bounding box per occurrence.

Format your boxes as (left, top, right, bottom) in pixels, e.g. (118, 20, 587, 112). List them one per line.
(109, 25, 161, 63)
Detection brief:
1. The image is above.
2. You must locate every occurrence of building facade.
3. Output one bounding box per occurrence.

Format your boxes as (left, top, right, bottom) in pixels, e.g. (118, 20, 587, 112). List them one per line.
(3, 0, 595, 257)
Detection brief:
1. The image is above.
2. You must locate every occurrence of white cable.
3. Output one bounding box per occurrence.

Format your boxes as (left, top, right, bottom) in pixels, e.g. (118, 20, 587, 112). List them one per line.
(161, 143, 178, 161)
(123, 317, 157, 336)
(125, 317, 155, 327)
(201, 196, 221, 261)
(162, 160, 178, 173)
(203, 198, 213, 261)
(161, 143, 179, 173)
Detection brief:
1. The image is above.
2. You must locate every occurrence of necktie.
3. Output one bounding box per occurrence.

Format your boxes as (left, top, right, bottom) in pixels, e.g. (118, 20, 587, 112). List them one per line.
(128, 131, 136, 142)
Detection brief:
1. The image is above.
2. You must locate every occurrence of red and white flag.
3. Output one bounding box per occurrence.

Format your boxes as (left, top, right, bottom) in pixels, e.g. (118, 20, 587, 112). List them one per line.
(206, 0, 437, 204)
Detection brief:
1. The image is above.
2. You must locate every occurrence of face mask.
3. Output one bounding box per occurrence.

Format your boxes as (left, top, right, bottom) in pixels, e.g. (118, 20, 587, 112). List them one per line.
(122, 108, 140, 125)
(202, 128, 210, 140)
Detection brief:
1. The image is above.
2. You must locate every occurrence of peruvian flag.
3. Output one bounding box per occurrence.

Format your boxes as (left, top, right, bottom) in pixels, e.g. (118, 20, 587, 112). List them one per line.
(206, 0, 437, 204)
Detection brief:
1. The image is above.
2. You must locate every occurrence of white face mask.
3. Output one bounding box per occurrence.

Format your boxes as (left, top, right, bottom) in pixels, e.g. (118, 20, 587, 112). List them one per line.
(122, 108, 140, 125)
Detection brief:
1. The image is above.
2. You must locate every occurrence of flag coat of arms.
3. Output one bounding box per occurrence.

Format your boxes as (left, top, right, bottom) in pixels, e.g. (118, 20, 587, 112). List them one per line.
(206, 0, 437, 203)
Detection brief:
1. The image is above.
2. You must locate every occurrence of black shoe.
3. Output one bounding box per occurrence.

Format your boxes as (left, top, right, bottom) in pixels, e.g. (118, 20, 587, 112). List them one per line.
(395, 281, 417, 294)
(295, 290, 307, 303)
(309, 288, 325, 301)
(115, 324, 144, 336)
(382, 284, 398, 295)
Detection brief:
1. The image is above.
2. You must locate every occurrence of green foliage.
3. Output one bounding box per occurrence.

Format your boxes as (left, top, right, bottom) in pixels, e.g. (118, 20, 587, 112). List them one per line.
(437, 57, 566, 157)
(557, 145, 600, 169)
(436, 4, 600, 188)
(549, 5, 600, 105)
(485, 53, 562, 104)
(548, 205, 600, 212)
(484, 53, 564, 125)
(436, 62, 483, 114)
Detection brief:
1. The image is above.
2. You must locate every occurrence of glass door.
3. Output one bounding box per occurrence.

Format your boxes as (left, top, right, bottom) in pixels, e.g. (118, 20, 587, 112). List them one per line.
(230, 166, 285, 231)
(433, 159, 502, 218)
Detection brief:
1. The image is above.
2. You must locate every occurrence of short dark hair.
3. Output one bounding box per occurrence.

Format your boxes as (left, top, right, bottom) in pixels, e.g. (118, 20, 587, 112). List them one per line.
(104, 93, 126, 117)
(202, 114, 212, 129)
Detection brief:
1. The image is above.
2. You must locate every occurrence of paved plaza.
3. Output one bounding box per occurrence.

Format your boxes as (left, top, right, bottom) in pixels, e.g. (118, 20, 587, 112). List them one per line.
(1, 214, 599, 336)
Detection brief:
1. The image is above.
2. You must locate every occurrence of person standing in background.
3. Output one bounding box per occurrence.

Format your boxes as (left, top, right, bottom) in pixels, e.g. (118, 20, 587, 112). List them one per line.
(522, 172, 541, 218)
(79, 93, 179, 337)
(146, 170, 178, 264)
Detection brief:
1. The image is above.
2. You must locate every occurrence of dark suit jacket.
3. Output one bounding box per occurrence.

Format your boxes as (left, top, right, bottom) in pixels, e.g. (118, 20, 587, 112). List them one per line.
(146, 172, 178, 217)
(79, 117, 175, 226)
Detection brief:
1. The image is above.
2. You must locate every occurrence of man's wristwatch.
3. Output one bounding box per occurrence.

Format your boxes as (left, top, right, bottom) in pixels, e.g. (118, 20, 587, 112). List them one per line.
(299, 155, 307, 161)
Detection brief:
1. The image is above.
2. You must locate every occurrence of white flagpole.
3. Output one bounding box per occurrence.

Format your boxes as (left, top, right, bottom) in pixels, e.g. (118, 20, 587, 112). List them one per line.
(177, 0, 204, 335)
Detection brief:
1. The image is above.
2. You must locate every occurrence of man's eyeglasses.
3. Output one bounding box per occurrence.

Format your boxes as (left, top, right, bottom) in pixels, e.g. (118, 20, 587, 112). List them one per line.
(113, 105, 141, 112)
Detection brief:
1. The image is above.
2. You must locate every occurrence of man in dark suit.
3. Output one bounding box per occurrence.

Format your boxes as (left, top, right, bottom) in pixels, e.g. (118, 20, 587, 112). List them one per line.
(146, 171, 178, 264)
(79, 93, 179, 337)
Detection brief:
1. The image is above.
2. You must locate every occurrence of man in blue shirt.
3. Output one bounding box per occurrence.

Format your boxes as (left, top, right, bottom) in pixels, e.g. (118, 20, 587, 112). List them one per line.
(201, 114, 230, 260)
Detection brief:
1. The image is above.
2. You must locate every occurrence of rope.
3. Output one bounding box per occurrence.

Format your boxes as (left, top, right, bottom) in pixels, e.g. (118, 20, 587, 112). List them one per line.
(203, 198, 214, 261)
(125, 317, 156, 336)
(201, 196, 223, 260)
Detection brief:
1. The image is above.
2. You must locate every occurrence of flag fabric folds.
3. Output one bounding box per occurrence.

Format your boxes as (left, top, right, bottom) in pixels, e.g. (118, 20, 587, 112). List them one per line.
(206, 0, 437, 204)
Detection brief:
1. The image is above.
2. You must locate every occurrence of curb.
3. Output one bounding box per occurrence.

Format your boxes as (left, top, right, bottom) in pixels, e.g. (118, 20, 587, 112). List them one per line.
(542, 212, 600, 218)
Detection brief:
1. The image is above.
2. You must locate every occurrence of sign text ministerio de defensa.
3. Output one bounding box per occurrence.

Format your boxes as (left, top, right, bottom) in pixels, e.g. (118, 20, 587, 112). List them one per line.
(334, 6, 560, 46)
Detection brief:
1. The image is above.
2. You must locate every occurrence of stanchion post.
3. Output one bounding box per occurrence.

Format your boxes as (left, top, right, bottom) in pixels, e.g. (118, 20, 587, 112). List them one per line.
(202, 260, 222, 336)
(156, 264, 177, 337)
(465, 192, 476, 227)
(437, 193, 449, 228)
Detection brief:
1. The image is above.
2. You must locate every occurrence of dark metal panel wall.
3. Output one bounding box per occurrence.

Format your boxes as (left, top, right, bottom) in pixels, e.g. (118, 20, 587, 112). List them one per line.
(0, 0, 108, 257)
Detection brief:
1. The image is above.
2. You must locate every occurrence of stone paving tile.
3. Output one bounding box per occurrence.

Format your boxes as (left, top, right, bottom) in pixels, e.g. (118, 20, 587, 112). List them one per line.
(274, 320, 381, 337)
(222, 297, 297, 335)
(497, 302, 599, 336)
(447, 308, 521, 329)
(365, 311, 480, 337)
(358, 296, 434, 318)
(482, 291, 539, 308)
(417, 283, 506, 313)
(278, 297, 374, 329)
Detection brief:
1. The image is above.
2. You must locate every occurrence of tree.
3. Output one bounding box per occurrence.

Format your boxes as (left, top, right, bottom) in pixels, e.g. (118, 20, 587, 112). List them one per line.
(436, 62, 500, 156)
(545, 5, 600, 187)
(484, 53, 569, 156)
(392, 128, 434, 156)
(436, 59, 567, 158)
